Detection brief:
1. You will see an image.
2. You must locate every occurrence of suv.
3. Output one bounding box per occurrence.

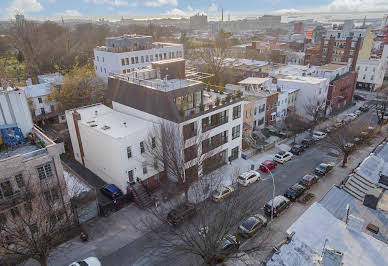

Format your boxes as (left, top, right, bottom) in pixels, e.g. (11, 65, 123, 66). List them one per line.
(299, 174, 318, 188)
(237, 171, 260, 186)
(301, 137, 314, 148)
(312, 131, 327, 140)
(100, 184, 123, 200)
(238, 214, 268, 238)
(284, 183, 306, 201)
(314, 163, 334, 176)
(167, 203, 196, 226)
(273, 151, 293, 164)
(264, 196, 290, 217)
(290, 144, 304, 155)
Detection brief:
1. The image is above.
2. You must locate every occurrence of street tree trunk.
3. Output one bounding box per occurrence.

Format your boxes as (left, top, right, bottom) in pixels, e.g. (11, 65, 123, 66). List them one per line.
(37, 255, 48, 266)
(342, 152, 349, 167)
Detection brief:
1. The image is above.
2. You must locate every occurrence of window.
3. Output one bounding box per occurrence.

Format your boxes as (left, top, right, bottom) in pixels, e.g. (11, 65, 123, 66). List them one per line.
(271, 113, 276, 121)
(121, 58, 125, 66)
(141, 56, 144, 63)
(126, 58, 129, 65)
(146, 55, 149, 62)
(102, 57, 104, 62)
(153, 159, 158, 170)
(140, 141, 145, 153)
(135, 57, 139, 64)
(257, 118, 264, 125)
(155, 54, 158, 60)
(131, 57, 135, 64)
(373, 67, 376, 72)
(1, 181, 13, 197)
(128, 170, 134, 182)
(363, 75, 366, 80)
(254, 107, 257, 115)
(150, 55, 153, 61)
(97, 56, 99, 62)
(232, 125, 241, 140)
(123, 70, 126, 74)
(127, 146, 132, 158)
(38, 97, 43, 103)
(15, 174, 24, 188)
(164, 53, 167, 59)
(10, 207, 19, 218)
(233, 105, 241, 119)
(151, 137, 156, 149)
(24, 202, 32, 213)
(143, 164, 148, 175)
(371, 75, 374, 81)
(365, 66, 368, 71)
(37, 164, 53, 180)
(231, 146, 239, 161)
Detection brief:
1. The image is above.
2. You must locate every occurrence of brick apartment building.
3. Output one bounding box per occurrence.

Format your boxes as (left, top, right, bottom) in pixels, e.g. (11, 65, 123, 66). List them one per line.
(264, 90, 279, 126)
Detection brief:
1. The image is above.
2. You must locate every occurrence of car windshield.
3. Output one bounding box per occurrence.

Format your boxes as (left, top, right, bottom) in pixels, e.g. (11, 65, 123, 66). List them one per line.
(241, 217, 257, 230)
(77, 262, 88, 266)
(275, 155, 281, 159)
(318, 164, 326, 170)
(212, 190, 221, 197)
(238, 175, 246, 180)
(220, 239, 232, 250)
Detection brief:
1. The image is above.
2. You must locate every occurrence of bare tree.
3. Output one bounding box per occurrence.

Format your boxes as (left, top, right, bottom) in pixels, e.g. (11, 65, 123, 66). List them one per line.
(0, 180, 73, 266)
(375, 89, 388, 125)
(138, 171, 272, 266)
(303, 97, 326, 134)
(284, 113, 311, 144)
(144, 120, 211, 202)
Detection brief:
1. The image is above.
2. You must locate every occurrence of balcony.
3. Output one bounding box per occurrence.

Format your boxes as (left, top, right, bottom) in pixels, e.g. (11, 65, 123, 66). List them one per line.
(202, 134, 228, 154)
(202, 116, 228, 132)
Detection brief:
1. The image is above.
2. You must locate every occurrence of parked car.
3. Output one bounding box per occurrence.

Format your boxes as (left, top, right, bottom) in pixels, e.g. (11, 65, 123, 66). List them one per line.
(100, 184, 123, 200)
(299, 174, 319, 188)
(359, 105, 369, 112)
(259, 160, 278, 172)
(211, 186, 234, 201)
(347, 113, 357, 120)
(312, 131, 327, 140)
(314, 163, 334, 176)
(69, 257, 101, 266)
(213, 234, 240, 263)
(355, 110, 362, 116)
(167, 203, 196, 226)
(353, 137, 362, 144)
(284, 183, 306, 201)
(290, 144, 304, 155)
(345, 142, 355, 151)
(273, 151, 293, 164)
(334, 122, 343, 128)
(264, 196, 290, 217)
(354, 94, 366, 101)
(238, 214, 268, 238)
(301, 137, 314, 148)
(324, 127, 332, 133)
(237, 170, 260, 186)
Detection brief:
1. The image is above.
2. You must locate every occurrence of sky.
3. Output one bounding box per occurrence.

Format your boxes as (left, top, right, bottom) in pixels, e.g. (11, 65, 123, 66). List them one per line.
(1, 0, 388, 19)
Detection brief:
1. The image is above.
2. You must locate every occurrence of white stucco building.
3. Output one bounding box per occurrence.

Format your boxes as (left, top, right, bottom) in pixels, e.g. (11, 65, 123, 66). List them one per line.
(93, 34, 184, 81)
(66, 104, 162, 193)
(356, 59, 387, 91)
(0, 87, 33, 136)
(22, 73, 65, 123)
(276, 91, 288, 122)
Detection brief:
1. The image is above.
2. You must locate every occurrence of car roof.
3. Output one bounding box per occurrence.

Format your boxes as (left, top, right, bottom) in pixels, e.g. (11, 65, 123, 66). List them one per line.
(105, 184, 118, 191)
(314, 131, 324, 134)
(290, 183, 304, 190)
(267, 195, 288, 207)
(240, 170, 258, 178)
(263, 160, 274, 165)
(302, 174, 315, 181)
(278, 151, 286, 155)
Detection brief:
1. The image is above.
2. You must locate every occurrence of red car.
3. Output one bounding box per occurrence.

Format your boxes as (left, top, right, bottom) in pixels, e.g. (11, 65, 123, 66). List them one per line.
(259, 160, 278, 172)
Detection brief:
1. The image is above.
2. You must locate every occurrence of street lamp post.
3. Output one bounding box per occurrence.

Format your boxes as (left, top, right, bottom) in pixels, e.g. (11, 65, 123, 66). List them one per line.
(261, 163, 275, 230)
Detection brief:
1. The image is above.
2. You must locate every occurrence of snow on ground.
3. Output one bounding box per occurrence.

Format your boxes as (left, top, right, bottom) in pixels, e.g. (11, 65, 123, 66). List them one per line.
(63, 170, 91, 197)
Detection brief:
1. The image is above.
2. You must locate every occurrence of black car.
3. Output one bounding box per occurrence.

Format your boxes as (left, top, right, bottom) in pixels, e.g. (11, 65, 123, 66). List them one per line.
(314, 163, 334, 176)
(301, 137, 314, 148)
(354, 94, 366, 101)
(359, 105, 369, 112)
(299, 174, 318, 188)
(213, 235, 240, 263)
(284, 184, 306, 201)
(290, 144, 304, 155)
(167, 203, 196, 226)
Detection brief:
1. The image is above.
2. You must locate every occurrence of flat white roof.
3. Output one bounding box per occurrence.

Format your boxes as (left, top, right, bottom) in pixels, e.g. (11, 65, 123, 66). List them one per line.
(22, 83, 51, 98)
(76, 104, 154, 139)
(287, 202, 388, 266)
(278, 75, 327, 84)
(138, 78, 199, 92)
(238, 77, 271, 85)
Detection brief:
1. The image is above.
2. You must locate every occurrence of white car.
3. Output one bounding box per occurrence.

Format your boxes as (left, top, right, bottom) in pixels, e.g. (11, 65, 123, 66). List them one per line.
(355, 110, 361, 115)
(237, 170, 260, 186)
(69, 257, 101, 266)
(347, 113, 357, 120)
(273, 151, 293, 164)
(312, 131, 327, 140)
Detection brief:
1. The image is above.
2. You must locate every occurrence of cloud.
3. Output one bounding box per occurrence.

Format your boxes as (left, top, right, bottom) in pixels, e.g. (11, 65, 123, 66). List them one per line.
(328, 0, 388, 12)
(208, 3, 217, 13)
(84, 0, 129, 6)
(273, 8, 302, 14)
(144, 0, 178, 7)
(55, 9, 82, 16)
(7, 0, 43, 15)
